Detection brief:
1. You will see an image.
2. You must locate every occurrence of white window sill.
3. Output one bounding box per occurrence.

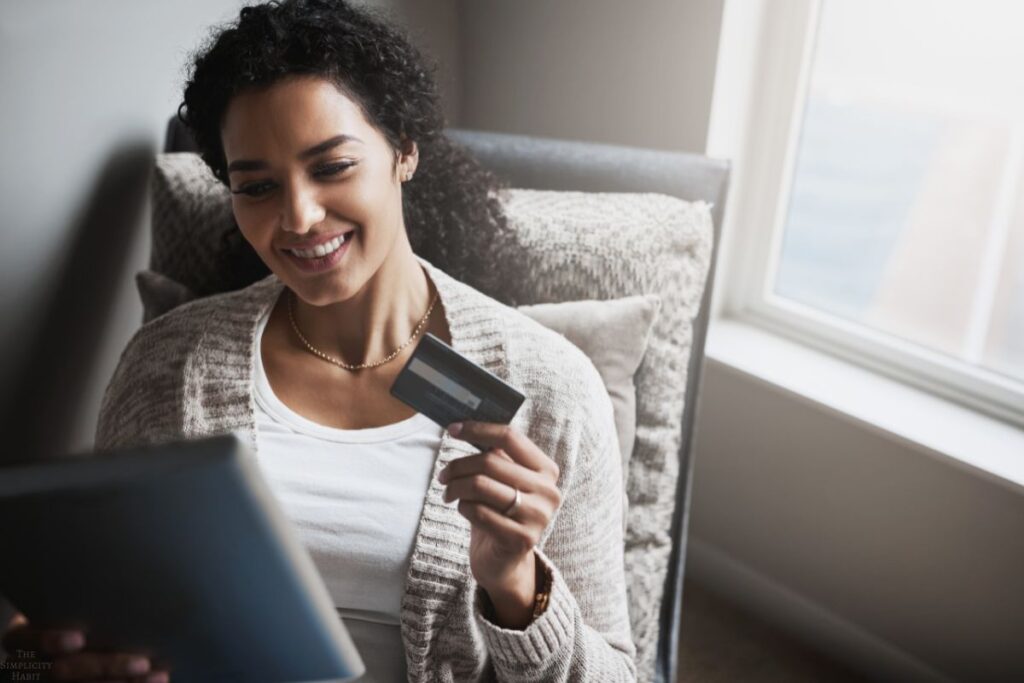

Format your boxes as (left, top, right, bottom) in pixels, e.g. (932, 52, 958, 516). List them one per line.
(704, 316, 1024, 495)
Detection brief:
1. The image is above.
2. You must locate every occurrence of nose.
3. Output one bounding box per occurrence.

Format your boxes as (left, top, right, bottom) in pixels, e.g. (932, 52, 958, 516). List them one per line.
(280, 179, 326, 234)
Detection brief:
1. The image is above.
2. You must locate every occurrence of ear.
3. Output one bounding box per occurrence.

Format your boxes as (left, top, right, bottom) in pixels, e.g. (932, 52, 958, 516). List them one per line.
(398, 138, 419, 182)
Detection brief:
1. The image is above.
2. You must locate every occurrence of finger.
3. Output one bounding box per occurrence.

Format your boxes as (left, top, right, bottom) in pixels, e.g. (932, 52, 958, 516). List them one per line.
(457, 500, 538, 555)
(439, 449, 537, 489)
(2, 623, 85, 656)
(447, 422, 551, 473)
(443, 471, 521, 511)
(448, 470, 560, 527)
(51, 652, 151, 681)
(130, 671, 170, 683)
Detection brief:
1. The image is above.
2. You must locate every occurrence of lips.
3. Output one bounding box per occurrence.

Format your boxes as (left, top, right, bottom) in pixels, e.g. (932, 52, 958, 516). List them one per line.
(280, 229, 355, 255)
(282, 229, 355, 273)
(287, 234, 347, 259)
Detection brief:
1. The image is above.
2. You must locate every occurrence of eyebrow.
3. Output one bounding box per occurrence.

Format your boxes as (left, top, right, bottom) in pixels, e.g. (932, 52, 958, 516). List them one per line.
(226, 134, 364, 174)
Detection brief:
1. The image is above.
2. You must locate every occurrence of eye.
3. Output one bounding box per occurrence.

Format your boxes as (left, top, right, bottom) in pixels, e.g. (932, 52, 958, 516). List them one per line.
(230, 181, 274, 197)
(313, 161, 356, 178)
(230, 161, 358, 198)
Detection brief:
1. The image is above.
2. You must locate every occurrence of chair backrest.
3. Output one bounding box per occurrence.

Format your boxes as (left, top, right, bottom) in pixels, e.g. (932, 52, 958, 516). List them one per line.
(163, 118, 730, 683)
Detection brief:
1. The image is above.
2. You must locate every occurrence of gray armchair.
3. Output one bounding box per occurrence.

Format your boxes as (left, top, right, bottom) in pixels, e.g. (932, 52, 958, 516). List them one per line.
(164, 119, 729, 683)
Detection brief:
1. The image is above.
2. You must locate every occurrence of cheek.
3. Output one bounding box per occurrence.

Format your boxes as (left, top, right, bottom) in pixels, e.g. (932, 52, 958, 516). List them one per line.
(326, 176, 401, 234)
(231, 201, 276, 250)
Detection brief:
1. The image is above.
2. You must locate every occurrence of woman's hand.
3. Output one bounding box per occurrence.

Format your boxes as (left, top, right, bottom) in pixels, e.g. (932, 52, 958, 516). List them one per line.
(1, 612, 169, 682)
(439, 421, 561, 628)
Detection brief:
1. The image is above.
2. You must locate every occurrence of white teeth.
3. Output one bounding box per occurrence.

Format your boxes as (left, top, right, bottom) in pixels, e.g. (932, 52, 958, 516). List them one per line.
(290, 234, 348, 259)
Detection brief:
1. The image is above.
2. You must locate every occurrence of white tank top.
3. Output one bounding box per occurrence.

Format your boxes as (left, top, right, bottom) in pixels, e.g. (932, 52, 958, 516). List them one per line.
(252, 307, 444, 682)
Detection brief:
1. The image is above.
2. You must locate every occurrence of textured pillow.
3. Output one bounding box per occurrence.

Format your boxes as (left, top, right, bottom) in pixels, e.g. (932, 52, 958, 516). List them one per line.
(519, 296, 660, 535)
(148, 153, 266, 304)
(517, 296, 659, 482)
(150, 153, 714, 681)
(136, 270, 197, 323)
(483, 190, 713, 682)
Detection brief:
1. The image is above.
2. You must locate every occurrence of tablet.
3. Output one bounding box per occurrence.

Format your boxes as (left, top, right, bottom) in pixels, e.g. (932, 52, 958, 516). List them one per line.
(0, 434, 364, 682)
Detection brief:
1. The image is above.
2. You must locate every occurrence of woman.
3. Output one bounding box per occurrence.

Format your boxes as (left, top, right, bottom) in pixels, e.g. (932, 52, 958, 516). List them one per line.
(2, 1, 635, 680)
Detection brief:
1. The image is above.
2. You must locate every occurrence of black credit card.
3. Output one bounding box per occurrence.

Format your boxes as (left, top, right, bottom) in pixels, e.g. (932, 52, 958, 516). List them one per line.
(390, 333, 525, 428)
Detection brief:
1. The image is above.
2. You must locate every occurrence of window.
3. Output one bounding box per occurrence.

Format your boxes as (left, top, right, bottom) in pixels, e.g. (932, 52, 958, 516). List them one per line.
(711, 0, 1024, 427)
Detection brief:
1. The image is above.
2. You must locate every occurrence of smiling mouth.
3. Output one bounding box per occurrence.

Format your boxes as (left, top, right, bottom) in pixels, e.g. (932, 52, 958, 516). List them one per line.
(284, 230, 355, 259)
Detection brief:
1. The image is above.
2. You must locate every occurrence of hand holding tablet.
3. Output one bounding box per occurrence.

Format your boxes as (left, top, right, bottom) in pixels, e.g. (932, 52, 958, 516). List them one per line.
(0, 435, 364, 683)
(2, 613, 166, 682)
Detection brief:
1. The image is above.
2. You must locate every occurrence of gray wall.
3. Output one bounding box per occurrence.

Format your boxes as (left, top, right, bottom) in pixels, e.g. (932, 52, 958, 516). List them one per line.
(0, 0, 253, 458)
(384, 0, 461, 124)
(457, 0, 724, 153)
(690, 360, 1024, 680)
(0, 0, 245, 646)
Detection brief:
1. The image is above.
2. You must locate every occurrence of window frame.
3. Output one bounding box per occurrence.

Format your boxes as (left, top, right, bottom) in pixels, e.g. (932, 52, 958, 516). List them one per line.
(707, 0, 1024, 429)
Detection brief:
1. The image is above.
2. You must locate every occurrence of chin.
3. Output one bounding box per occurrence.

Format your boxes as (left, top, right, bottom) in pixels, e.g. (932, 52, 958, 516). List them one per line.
(285, 271, 365, 308)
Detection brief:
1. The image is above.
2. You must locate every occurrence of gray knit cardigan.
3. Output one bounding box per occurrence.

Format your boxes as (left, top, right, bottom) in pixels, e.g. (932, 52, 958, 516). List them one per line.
(95, 256, 637, 682)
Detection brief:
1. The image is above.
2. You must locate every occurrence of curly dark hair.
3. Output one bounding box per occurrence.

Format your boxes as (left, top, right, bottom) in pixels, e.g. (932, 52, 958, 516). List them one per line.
(178, 0, 512, 297)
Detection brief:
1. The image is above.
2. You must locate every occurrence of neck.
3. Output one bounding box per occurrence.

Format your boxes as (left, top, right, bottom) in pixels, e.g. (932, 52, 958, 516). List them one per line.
(290, 237, 435, 369)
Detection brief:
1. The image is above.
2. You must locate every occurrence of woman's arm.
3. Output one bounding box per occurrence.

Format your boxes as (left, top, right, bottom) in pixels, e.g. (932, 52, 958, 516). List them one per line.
(94, 310, 197, 452)
(467, 378, 637, 681)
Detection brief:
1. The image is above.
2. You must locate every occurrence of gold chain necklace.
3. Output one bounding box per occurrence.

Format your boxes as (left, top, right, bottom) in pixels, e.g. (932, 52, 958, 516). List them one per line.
(287, 289, 438, 371)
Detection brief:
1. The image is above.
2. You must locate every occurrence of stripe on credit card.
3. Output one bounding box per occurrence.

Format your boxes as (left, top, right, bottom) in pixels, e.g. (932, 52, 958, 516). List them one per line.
(408, 358, 481, 409)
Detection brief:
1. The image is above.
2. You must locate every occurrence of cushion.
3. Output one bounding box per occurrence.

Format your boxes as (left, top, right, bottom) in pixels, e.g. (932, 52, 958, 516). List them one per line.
(149, 152, 714, 681)
(517, 296, 659, 491)
(136, 270, 198, 322)
(148, 154, 268, 304)
(482, 189, 713, 682)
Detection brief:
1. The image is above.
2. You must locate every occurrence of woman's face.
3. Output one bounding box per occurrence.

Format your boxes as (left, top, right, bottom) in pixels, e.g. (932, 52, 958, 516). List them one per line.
(221, 76, 417, 306)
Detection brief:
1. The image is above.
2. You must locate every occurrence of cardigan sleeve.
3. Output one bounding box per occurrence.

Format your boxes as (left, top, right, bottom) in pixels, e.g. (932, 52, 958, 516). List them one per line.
(470, 367, 637, 681)
(94, 314, 192, 452)
(95, 330, 158, 452)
